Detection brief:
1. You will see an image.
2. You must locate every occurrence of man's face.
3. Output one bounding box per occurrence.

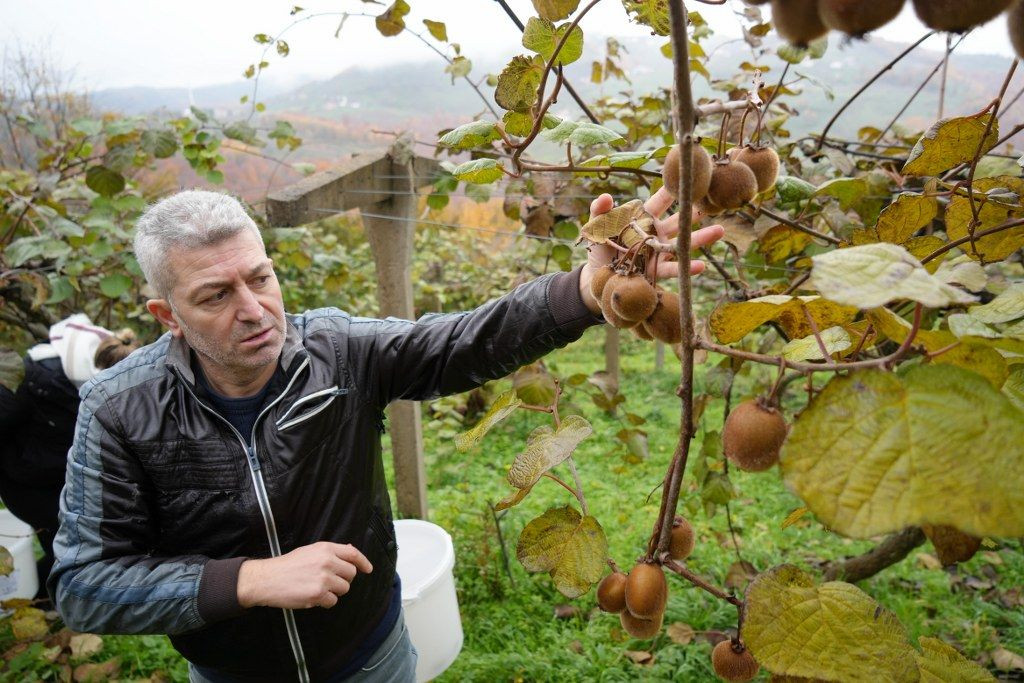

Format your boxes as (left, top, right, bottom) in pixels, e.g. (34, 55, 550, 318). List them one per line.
(156, 230, 286, 381)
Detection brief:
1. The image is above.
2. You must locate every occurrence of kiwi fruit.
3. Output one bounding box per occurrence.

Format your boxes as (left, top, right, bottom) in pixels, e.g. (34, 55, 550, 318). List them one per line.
(771, 0, 829, 46)
(600, 274, 639, 329)
(597, 571, 628, 613)
(818, 0, 905, 36)
(620, 609, 664, 639)
(712, 640, 761, 682)
(921, 525, 982, 566)
(697, 196, 726, 218)
(722, 399, 788, 472)
(669, 515, 696, 561)
(663, 143, 714, 203)
(642, 290, 683, 344)
(624, 562, 668, 619)
(734, 145, 781, 194)
(590, 264, 616, 300)
(611, 274, 659, 322)
(1009, 0, 1024, 59)
(912, 0, 1012, 31)
(632, 322, 655, 341)
(708, 159, 759, 210)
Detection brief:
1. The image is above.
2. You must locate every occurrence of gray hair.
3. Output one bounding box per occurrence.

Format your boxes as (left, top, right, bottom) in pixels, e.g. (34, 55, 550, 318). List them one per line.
(133, 190, 263, 299)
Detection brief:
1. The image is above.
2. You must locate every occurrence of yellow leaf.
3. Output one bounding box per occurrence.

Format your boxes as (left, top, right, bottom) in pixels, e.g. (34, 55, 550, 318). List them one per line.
(916, 638, 994, 682)
(781, 507, 809, 529)
(455, 390, 522, 452)
(782, 326, 851, 362)
(710, 295, 857, 344)
(781, 366, 1024, 539)
(506, 416, 592, 489)
(902, 113, 999, 176)
(759, 224, 812, 263)
(743, 565, 918, 682)
(875, 194, 938, 244)
(944, 177, 1024, 263)
(516, 505, 608, 598)
(11, 606, 50, 640)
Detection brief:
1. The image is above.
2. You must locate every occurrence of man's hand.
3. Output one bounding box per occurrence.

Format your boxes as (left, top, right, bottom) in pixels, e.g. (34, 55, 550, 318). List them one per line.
(579, 187, 726, 316)
(237, 542, 373, 610)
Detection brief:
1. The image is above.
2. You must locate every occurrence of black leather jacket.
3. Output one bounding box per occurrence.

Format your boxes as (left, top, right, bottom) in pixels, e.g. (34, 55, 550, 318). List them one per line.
(47, 269, 600, 682)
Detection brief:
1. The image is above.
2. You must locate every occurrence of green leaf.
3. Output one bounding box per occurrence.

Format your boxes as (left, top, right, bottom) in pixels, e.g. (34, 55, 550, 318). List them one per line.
(710, 295, 858, 344)
(46, 276, 74, 305)
(916, 637, 996, 682)
(968, 283, 1024, 324)
(809, 243, 978, 309)
(502, 111, 560, 137)
(444, 55, 472, 82)
(455, 390, 523, 451)
(875, 194, 938, 244)
(543, 120, 625, 146)
(99, 273, 133, 298)
(438, 121, 501, 150)
(507, 415, 592, 489)
(375, 0, 410, 36)
(903, 113, 1000, 176)
(190, 105, 211, 122)
(782, 326, 851, 361)
(814, 177, 868, 211)
(581, 150, 652, 169)
(85, 165, 125, 197)
(276, 39, 290, 57)
(423, 19, 447, 41)
(516, 505, 607, 598)
(1003, 365, 1024, 412)
(512, 363, 556, 405)
(701, 472, 734, 505)
(621, 0, 670, 35)
(781, 365, 1024, 539)
(775, 175, 816, 204)
(495, 55, 544, 112)
(0, 349, 25, 392)
(451, 158, 504, 184)
(223, 121, 261, 145)
(71, 118, 102, 136)
(743, 565, 918, 682)
(531, 0, 581, 21)
(522, 17, 584, 66)
(140, 129, 178, 159)
(551, 243, 573, 271)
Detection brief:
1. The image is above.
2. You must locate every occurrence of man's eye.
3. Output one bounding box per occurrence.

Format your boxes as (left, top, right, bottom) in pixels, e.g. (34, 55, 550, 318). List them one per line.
(253, 275, 270, 286)
(208, 290, 228, 303)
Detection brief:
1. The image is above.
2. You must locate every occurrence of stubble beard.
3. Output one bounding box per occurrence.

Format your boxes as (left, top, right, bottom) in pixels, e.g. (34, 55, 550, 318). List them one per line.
(177, 311, 286, 377)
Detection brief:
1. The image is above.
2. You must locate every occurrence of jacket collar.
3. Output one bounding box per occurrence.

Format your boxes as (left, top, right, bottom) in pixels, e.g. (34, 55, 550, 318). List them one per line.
(165, 317, 306, 386)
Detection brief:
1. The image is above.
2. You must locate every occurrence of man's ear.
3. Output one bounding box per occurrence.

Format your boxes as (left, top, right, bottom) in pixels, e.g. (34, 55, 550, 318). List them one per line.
(147, 299, 183, 337)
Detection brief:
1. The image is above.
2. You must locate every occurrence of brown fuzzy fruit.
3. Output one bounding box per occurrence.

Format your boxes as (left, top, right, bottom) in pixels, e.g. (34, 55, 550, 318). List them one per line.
(642, 290, 682, 344)
(921, 525, 982, 566)
(611, 274, 659, 322)
(600, 274, 639, 329)
(912, 0, 1012, 31)
(624, 563, 668, 619)
(1010, 0, 1024, 60)
(771, 0, 829, 46)
(734, 145, 781, 194)
(619, 609, 664, 639)
(632, 322, 655, 341)
(663, 143, 714, 203)
(669, 516, 695, 561)
(590, 264, 616, 300)
(818, 0, 905, 36)
(708, 159, 759, 210)
(697, 196, 725, 218)
(597, 571, 628, 613)
(722, 399, 788, 472)
(712, 640, 761, 682)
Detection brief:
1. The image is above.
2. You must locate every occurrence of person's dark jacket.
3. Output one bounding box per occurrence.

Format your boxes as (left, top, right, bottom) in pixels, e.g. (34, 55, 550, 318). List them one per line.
(0, 356, 81, 487)
(47, 268, 601, 682)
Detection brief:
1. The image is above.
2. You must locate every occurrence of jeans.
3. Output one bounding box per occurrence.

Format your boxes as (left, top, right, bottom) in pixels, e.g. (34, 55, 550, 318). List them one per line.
(188, 611, 418, 683)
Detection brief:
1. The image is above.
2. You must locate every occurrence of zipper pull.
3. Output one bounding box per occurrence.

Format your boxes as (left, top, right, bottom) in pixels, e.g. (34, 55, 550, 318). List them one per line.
(246, 445, 261, 472)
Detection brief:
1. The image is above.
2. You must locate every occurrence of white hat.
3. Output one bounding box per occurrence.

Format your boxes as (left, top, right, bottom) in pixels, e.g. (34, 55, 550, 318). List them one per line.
(27, 314, 112, 387)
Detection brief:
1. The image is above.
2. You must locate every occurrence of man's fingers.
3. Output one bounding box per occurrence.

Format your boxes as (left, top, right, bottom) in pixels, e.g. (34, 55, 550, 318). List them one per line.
(653, 261, 706, 279)
(643, 186, 673, 218)
(318, 591, 339, 609)
(654, 205, 705, 240)
(333, 544, 373, 574)
(325, 572, 353, 597)
(590, 193, 614, 216)
(691, 224, 725, 250)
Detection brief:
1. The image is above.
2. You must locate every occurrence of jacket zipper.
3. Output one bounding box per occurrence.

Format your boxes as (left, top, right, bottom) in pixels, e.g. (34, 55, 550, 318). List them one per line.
(176, 357, 312, 683)
(275, 387, 347, 431)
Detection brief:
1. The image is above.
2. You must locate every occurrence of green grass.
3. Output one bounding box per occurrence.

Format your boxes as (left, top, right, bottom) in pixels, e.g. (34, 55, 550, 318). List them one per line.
(3, 327, 1021, 682)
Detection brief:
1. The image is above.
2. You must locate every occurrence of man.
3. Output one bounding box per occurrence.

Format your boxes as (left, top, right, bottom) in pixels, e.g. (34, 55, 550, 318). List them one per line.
(47, 189, 723, 682)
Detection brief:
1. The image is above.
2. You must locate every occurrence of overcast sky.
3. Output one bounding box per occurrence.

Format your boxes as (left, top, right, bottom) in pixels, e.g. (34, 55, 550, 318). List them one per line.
(0, 0, 1016, 91)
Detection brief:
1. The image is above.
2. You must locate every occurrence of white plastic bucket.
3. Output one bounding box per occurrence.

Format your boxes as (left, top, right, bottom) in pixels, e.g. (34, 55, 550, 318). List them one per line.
(394, 519, 463, 682)
(0, 508, 39, 601)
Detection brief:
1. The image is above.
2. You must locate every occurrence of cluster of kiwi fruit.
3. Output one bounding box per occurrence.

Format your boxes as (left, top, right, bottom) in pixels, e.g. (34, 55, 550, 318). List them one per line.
(596, 517, 762, 680)
(591, 261, 684, 343)
(722, 397, 789, 472)
(749, 0, 1019, 49)
(662, 140, 780, 220)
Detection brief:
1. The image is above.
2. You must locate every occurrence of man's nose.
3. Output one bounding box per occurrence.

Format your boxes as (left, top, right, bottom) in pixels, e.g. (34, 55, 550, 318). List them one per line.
(236, 288, 263, 322)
